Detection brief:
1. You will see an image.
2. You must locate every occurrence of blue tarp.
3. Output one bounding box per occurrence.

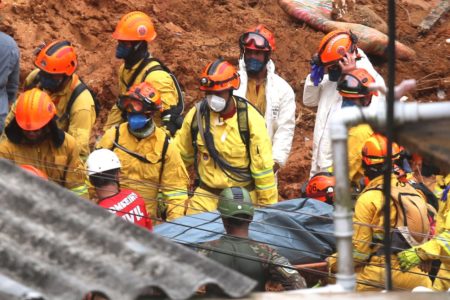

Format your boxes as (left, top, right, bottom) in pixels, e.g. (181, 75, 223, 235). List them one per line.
(155, 198, 336, 264)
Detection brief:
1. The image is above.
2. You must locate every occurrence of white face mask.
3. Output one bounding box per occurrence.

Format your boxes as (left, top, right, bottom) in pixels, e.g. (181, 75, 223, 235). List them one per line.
(206, 94, 227, 112)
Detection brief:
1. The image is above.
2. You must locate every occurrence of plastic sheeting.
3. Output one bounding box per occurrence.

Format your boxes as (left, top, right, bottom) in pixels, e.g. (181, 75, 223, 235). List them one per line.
(155, 198, 336, 264)
(278, 0, 416, 60)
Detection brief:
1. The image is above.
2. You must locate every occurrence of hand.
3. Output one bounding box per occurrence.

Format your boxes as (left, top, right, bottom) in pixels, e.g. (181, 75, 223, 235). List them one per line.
(273, 162, 281, 174)
(338, 52, 357, 74)
(397, 248, 422, 272)
(310, 54, 325, 86)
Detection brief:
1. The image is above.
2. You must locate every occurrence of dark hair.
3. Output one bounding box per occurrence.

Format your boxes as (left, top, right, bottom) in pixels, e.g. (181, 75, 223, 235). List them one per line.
(89, 168, 120, 188)
(223, 213, 252, 227)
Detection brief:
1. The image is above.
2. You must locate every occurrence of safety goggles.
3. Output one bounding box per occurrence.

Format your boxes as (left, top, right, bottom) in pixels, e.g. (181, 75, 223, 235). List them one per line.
(199, 74, 239, 89)
(239, 32, 270, 51)
(337, 74, 370, 96)
(118, 96, 160, 113)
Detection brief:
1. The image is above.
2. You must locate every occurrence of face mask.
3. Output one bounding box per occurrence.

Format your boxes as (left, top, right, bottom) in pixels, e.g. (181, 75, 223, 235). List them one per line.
(116, 42, 132, 59)
(127, 113, 150, 131)
(341, 99, 357, 108)
(245, 57, 265, 75)
(206, 94, 227, 112)
(39, 73, 65, 92)
(328, 66, 342, 82)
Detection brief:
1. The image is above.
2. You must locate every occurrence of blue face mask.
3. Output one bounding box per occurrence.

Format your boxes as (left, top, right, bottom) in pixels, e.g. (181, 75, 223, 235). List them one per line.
(341, 99, 357, 108)
(39, 73, 65, 92)
(116, 42, 132, 59)
(245, 58, 265, 74)
(328, 66, 342, 82)
(127, 113, 149, 131)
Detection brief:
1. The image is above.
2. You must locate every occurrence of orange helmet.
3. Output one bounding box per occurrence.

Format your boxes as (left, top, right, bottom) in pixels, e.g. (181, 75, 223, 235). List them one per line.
(362, 133, 401, 166)
(337, 68, 378, 98)
(305, 172, 335, 204)
(317, 30, 358, 66)
(20, 165, 48, 180)
(118, 82, 162, 113)
(199, 59, 240, 92)
(34, 40, 77, 76)
(239, 24, 275, 52)
(15, 88, 56, 131)
(112, 11, 156, 42)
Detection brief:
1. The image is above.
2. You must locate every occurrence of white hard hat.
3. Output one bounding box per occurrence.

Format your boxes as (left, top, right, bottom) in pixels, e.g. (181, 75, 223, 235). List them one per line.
(86, 149, 121, 175)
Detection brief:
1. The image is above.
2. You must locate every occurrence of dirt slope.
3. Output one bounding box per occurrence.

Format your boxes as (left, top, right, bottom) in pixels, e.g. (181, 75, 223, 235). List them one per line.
(0, 0, 448, 198)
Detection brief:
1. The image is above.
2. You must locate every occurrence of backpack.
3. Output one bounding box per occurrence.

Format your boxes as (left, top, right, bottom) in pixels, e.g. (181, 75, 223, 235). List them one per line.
(62, 78, 101, 122)
(190, 96, 260, 184)
(367, 181, 430, 249)
(126, 56, 184, 118)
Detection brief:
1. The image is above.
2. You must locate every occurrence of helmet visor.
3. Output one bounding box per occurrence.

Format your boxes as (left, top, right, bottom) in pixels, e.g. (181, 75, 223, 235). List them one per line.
(240, 32, 270, 51)
(118, 96, 145, 113)
(338, 74, 369, 96)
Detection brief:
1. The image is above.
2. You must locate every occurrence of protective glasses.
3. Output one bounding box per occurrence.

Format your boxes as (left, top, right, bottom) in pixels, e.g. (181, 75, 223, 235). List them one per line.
(337, 74, 370, 96)
(239, 32, 270, 51)
(199, 74, 238, 88)
(117, 96, 146, 113)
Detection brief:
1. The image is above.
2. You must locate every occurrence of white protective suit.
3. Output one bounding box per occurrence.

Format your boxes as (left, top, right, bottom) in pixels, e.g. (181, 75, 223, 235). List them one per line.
(303, 49, 385, 177)
(235, 59, 296, 167)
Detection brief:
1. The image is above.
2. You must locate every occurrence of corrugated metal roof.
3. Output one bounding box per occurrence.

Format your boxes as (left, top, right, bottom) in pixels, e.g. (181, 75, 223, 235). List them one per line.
(0, 159, 256, 300)
(396, 119, 450, 173)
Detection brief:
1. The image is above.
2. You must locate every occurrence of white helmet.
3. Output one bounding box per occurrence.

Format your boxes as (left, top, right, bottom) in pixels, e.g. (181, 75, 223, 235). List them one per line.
(86, 149, 121, 175)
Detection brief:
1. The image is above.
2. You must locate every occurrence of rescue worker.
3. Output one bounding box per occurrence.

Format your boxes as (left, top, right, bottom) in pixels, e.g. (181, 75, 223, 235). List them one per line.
(0, 30, 19, 132)
(175, 58, 277, 214)
(337, 68, 379, 185)
(103, 11, 184, 136)
(0, 88, 88, 198)
(234, 25, 295, 173)
(96, 81, 188, 221)
(5, 40, 96, 160)
(303, 30, 385, 178)
(303, 172, 335, 205)
(351, 134, 432, 290)
(86, 149, 153, 231)
(197, 187, 306, 292)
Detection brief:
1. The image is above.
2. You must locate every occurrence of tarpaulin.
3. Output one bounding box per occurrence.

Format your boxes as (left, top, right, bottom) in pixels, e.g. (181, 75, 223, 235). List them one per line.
(155, 198, 336, 264)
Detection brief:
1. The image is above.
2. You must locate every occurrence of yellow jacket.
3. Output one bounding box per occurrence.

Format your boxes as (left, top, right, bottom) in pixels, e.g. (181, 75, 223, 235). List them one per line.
(96, 124, 189, 220)
(348, 124, 373, 184)
(103, 58, 178, 131)
(0, 130, 88, 198)
(174, 97, 278, 206)
(6, 69, 96, 159)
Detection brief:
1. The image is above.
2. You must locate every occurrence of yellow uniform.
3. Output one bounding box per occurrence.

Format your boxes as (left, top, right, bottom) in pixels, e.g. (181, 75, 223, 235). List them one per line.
(6, 69, 96, 159)
(0, 129, 88, 199)
(353, 175, 432, 291)
(103, 58, 178, 131)
(175, 97, 277, 214)
(96, 123, 188, 220)
(414, 187, 450, 290)
(245, 79, 266, 115)
(348, 124, 373, 184)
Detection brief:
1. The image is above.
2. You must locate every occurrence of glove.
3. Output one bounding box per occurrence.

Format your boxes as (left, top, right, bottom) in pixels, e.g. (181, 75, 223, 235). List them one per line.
(310, 54, 324, 86)
(397, 248, 422, 272)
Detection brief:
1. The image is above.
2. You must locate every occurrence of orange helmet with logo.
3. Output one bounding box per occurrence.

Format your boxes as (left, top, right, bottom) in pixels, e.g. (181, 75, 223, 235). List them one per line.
(338, 68, 378, 98)
(305, 172, 335, 204)
(34, 40, 77, 76)
(15, 88, 56, 131)
(20, 165, 48, 180)
(199, 59, 240, 92)
(118, 82, 162, 113)
(239, 24, 275, 52)
(362, 133, 401, 166)
(112, 11, 156, 42)
(317, 30, 358, 66)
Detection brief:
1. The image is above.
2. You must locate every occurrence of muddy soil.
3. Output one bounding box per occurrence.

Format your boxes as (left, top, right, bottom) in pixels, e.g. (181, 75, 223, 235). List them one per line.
(0, 0, 448, 199)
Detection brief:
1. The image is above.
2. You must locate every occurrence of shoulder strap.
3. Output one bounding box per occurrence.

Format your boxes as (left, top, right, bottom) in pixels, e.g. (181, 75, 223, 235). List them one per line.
(235, 96, 250, 157)
(158, 135, 170, 185)
(61, 81, 88, 122)
(125, 56, 152, 90)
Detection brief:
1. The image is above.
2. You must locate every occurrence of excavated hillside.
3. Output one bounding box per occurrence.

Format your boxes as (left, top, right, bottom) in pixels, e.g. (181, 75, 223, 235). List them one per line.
(0, 0, 448, 198)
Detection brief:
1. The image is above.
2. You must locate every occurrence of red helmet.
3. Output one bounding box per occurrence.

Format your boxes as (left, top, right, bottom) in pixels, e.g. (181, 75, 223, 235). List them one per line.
(34, 40, 77, 76)
(305, 172, 335, 204)
(199, 59, 240, 92)
(317, 30, 358, 66)
(338, 68, 378, 98)
(239, 24, 275, 52)
(118, 82, 162, 113)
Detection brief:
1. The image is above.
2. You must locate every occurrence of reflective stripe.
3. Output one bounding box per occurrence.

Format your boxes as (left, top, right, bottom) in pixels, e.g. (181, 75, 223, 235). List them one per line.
(373, 232, 384, 241)
(353, 250, 370, 261)
(255, 182, 276, 191)
(162, 191, 187, 199)
(436, 231, 450, 255)
(252, 167, 273, 179)
(71, 185, 88, 196)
